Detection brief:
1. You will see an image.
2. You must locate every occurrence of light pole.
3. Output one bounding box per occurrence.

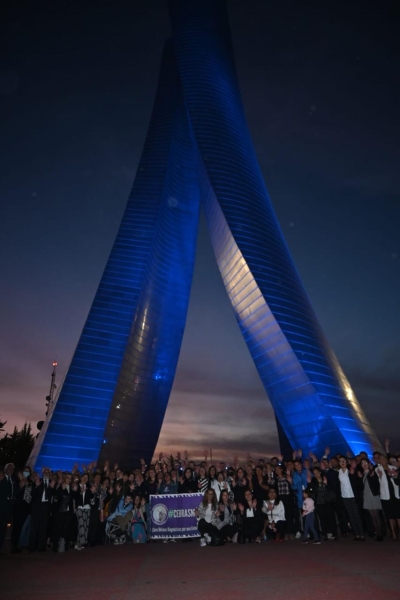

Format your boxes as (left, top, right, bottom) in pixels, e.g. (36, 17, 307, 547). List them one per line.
(45, 361, 58, 416)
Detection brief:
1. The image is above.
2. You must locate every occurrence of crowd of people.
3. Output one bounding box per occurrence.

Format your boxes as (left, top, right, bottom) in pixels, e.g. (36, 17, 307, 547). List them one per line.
(1, 441, 399, 554)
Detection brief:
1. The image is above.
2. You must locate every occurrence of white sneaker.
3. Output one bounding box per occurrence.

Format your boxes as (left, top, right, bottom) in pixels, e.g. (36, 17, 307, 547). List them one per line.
(204, 533, 211, 544)
(113, 538, 120, 545)
(295, 532, 302, 539)
(200, 537, 207, 547)
(327, 533, 335, 540)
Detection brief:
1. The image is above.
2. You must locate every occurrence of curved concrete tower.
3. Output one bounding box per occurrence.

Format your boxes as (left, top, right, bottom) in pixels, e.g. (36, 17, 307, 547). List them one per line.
(30, 0, 381, 471)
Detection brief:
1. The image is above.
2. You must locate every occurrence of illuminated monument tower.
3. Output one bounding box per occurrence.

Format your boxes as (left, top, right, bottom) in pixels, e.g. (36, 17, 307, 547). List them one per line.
(30, 0, 381, 470)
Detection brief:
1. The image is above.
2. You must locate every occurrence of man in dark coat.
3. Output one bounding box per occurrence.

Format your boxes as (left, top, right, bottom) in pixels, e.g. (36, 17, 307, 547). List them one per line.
(0, 463, 17, 553)
(29, 467, 55, 552)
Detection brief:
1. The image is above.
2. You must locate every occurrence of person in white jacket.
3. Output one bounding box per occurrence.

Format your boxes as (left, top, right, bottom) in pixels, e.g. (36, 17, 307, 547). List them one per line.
(212, 471, 231, 502)
(262, 489, 286, 542)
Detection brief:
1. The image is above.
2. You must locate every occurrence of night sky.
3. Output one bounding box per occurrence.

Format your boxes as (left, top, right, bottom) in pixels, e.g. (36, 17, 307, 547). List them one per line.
(1, 0, 399, 461)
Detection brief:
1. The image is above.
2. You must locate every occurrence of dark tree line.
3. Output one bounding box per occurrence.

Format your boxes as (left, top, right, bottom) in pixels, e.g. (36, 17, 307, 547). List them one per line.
(0, 419, 35, 468)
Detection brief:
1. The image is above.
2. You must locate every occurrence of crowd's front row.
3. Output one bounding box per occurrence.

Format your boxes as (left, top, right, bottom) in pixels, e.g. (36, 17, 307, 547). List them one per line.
(1, 447, 400, 553)
(196, 486, 321, 546)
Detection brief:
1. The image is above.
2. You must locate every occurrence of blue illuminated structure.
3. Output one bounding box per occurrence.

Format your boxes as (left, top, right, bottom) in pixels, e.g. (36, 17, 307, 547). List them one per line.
(31, 43, 200, 470)
(30, 0, 381, 470)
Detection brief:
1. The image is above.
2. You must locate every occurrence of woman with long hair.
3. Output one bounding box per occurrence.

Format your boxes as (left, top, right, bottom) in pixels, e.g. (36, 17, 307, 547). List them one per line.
(131, 495, 147, 543)
(252, 465, 270, 505)
(144, 467, 157, 540)
(213, 471, 231, 501)
(195, 489, 220, 546)
(262, 488, 286, 542)
(231, 467, 249, 505)
(197, 466, 209, 495)
(360, 458, 383, 541)
(145, 467, 158, 497)
(156, 471, 164, 494)
(310, 467, 337, 540)
(91, 477, 111, 545)
(245, 463, 254, 491)
(274, 465, 295, 539)
(237, 489, 264, 543)
(217, 489, 239, 542)
(74, 478, 93, 550)
(179, 468, 198, 493)
(208, 465, 218, 490)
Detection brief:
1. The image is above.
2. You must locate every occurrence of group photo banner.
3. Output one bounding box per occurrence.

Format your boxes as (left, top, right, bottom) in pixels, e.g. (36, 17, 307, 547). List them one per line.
(149, 493, 202, 539)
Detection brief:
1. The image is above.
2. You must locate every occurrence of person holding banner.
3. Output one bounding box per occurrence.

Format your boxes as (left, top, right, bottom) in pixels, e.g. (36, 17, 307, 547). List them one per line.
(195, 489, 221, 546)
(131, 494, 147, 543)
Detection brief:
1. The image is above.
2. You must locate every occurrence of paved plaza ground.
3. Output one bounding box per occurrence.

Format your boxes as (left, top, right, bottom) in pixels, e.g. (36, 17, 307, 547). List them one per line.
(2, 537, 400, 600)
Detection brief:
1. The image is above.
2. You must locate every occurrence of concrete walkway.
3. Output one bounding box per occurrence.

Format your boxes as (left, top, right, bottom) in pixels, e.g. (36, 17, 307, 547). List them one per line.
(2, 537, 400, 600)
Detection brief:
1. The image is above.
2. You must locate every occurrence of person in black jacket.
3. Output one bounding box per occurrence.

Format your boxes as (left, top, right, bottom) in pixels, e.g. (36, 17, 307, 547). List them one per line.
(11, 467, 34, 553)
(320, 457, 349, 536)
(88, 473, 106, 546)
(29, 468, 55, 552)
(308, 467, 337, 540)
(179, 468, 198, 493)
(237, 490, 264, 543)
(52, 473, 75, 552)
(134, 471, 148, 501)
(360, 458, 383, 540)
(145, 467, 158, 497)
(0, 463, 17, 553)
(231, 467, 249, 506)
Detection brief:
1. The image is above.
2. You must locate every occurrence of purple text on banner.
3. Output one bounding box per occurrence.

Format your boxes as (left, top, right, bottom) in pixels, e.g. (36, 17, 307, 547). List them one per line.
(149, 493, 203, 539)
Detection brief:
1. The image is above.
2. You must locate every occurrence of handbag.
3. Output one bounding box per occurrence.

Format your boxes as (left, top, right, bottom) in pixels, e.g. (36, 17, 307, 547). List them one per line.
(209, 533, 225, 546)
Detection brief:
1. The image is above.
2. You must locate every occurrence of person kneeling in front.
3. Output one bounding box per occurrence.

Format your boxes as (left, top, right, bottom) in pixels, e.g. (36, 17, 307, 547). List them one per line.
(195, 489, 220, 546)
(262, 488, 286, 542)
(237, 490, 264, 543)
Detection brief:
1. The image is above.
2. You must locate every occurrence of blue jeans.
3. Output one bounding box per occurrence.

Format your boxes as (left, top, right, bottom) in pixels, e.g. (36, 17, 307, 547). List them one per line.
(303, 512, 319, 541)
